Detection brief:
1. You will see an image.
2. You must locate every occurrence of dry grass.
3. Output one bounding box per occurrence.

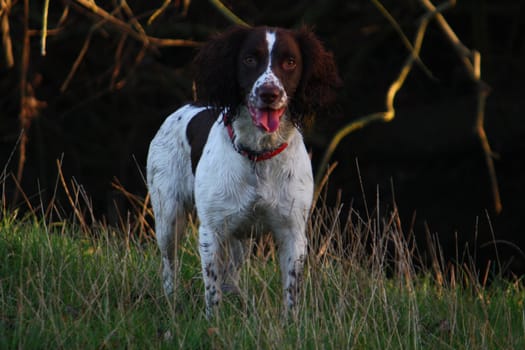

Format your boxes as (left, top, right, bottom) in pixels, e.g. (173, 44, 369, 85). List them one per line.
(1, 168, 524, 349)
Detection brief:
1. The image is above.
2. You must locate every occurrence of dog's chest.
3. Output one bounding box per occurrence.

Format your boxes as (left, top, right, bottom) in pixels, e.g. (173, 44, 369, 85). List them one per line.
(248, 163, 286, 203)
(227, 165, 288, 235)
(195, 150, 291, 234)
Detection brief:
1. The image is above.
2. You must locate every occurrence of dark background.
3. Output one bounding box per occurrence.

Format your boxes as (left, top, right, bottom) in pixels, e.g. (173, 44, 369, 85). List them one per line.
(1, 0, 524, 275)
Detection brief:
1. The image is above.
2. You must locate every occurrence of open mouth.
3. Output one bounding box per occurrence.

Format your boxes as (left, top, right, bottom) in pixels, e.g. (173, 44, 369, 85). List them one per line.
(248, 105, 286, 133)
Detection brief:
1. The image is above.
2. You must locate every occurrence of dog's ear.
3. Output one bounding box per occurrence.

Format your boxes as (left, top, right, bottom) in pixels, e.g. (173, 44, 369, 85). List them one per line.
(193, 26, 251, 113)
(292, 27, 342, 121)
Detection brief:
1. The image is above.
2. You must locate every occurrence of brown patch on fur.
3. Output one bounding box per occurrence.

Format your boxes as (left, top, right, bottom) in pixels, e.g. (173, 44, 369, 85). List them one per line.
(186, 108, 220, 174)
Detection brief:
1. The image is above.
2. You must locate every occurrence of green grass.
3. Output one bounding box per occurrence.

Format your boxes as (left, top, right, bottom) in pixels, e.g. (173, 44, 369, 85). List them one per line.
(1, 209, 524, 349)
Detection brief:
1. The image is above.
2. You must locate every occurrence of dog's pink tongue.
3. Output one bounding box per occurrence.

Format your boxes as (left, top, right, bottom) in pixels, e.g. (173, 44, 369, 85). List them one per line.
(254, 108, 284, 133)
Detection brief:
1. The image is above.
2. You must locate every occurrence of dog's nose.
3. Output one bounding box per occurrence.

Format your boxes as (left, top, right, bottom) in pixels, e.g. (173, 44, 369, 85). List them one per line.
(258, 85, 281, 105)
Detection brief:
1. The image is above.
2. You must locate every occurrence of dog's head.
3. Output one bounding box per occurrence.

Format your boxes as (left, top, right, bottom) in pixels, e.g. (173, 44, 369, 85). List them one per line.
(194, 26, 341, 131)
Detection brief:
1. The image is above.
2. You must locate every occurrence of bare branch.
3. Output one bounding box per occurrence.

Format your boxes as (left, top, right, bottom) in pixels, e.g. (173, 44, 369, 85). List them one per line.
(121, 0, 148, 36)
(68, 0, 200, 48)
(317, 0, 501, 215)
(60, 1, 200, 92)
(316, 2, 444, 185)
(418, 0, 501, 213)
(419, 0, 475, 75)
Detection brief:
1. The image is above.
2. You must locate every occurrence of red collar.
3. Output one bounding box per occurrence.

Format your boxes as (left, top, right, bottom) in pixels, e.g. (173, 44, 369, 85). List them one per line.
(224, 118, 288, 162)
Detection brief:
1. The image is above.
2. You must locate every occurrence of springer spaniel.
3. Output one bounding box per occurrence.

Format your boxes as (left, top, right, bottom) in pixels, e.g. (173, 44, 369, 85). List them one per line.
(147, 26, 339, 318)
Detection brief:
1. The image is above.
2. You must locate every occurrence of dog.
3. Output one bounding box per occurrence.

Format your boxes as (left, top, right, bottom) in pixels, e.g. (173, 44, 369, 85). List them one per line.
(147, 26, 340, 318)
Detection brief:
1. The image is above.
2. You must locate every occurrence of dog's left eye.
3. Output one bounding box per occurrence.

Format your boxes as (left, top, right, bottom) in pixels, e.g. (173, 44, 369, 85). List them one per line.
(243, 56, 257, 67)
(282, 57, 296, 71)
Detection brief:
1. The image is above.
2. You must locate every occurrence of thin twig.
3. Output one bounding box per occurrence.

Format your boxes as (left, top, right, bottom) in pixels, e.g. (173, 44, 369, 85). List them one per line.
(14, 0, 31, 204)
(121, 0, 148, 38)
(1, 0, 14, 68)
(370, 0, 434, 79)
(41, 0, 50, 55)
(60, 24, 98, 92)
(147, 0, 171, 25)
(208, 0, 250, 27)
(110, 33, 128, 90)
(474, 59, 501, 213)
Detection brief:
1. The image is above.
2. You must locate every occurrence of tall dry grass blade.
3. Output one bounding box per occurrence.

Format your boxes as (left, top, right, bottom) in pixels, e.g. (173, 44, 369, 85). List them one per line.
(56, 159, 89, 233)
(316, 204, 344, 262)
(355, 158, 370, 221)
(111, 178, 154, 239)
(1, 130, 22, 184)
(425, 224, 444, 289)
(312, 161, 337, 212)
(74, 177, 96, 226)
(10, 173, 35, 214)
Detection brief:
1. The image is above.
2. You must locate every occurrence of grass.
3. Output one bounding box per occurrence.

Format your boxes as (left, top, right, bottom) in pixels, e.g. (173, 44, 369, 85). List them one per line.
(1, 200, 524, 349)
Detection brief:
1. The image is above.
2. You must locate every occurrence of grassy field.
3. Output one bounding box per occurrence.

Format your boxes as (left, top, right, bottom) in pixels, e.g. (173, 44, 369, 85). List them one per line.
(1, 205, 524, 349)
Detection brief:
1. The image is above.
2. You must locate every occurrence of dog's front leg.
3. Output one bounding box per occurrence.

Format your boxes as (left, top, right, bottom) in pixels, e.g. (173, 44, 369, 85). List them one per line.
(199, 226, 223, 319)
(276, 231, 307, 317)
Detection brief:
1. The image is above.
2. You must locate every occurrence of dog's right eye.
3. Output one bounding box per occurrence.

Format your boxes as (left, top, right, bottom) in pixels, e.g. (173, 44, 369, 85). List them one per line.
(243, 56, 257, 67)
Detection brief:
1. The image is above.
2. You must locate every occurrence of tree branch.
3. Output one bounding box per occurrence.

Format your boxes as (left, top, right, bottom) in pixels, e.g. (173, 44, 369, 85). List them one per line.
(316, 1, 450, 186)
(418, 0, 501, 213)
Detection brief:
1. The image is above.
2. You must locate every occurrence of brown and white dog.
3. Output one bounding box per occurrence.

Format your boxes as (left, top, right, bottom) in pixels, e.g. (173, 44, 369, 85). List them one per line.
(147, 26, 340, 318)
